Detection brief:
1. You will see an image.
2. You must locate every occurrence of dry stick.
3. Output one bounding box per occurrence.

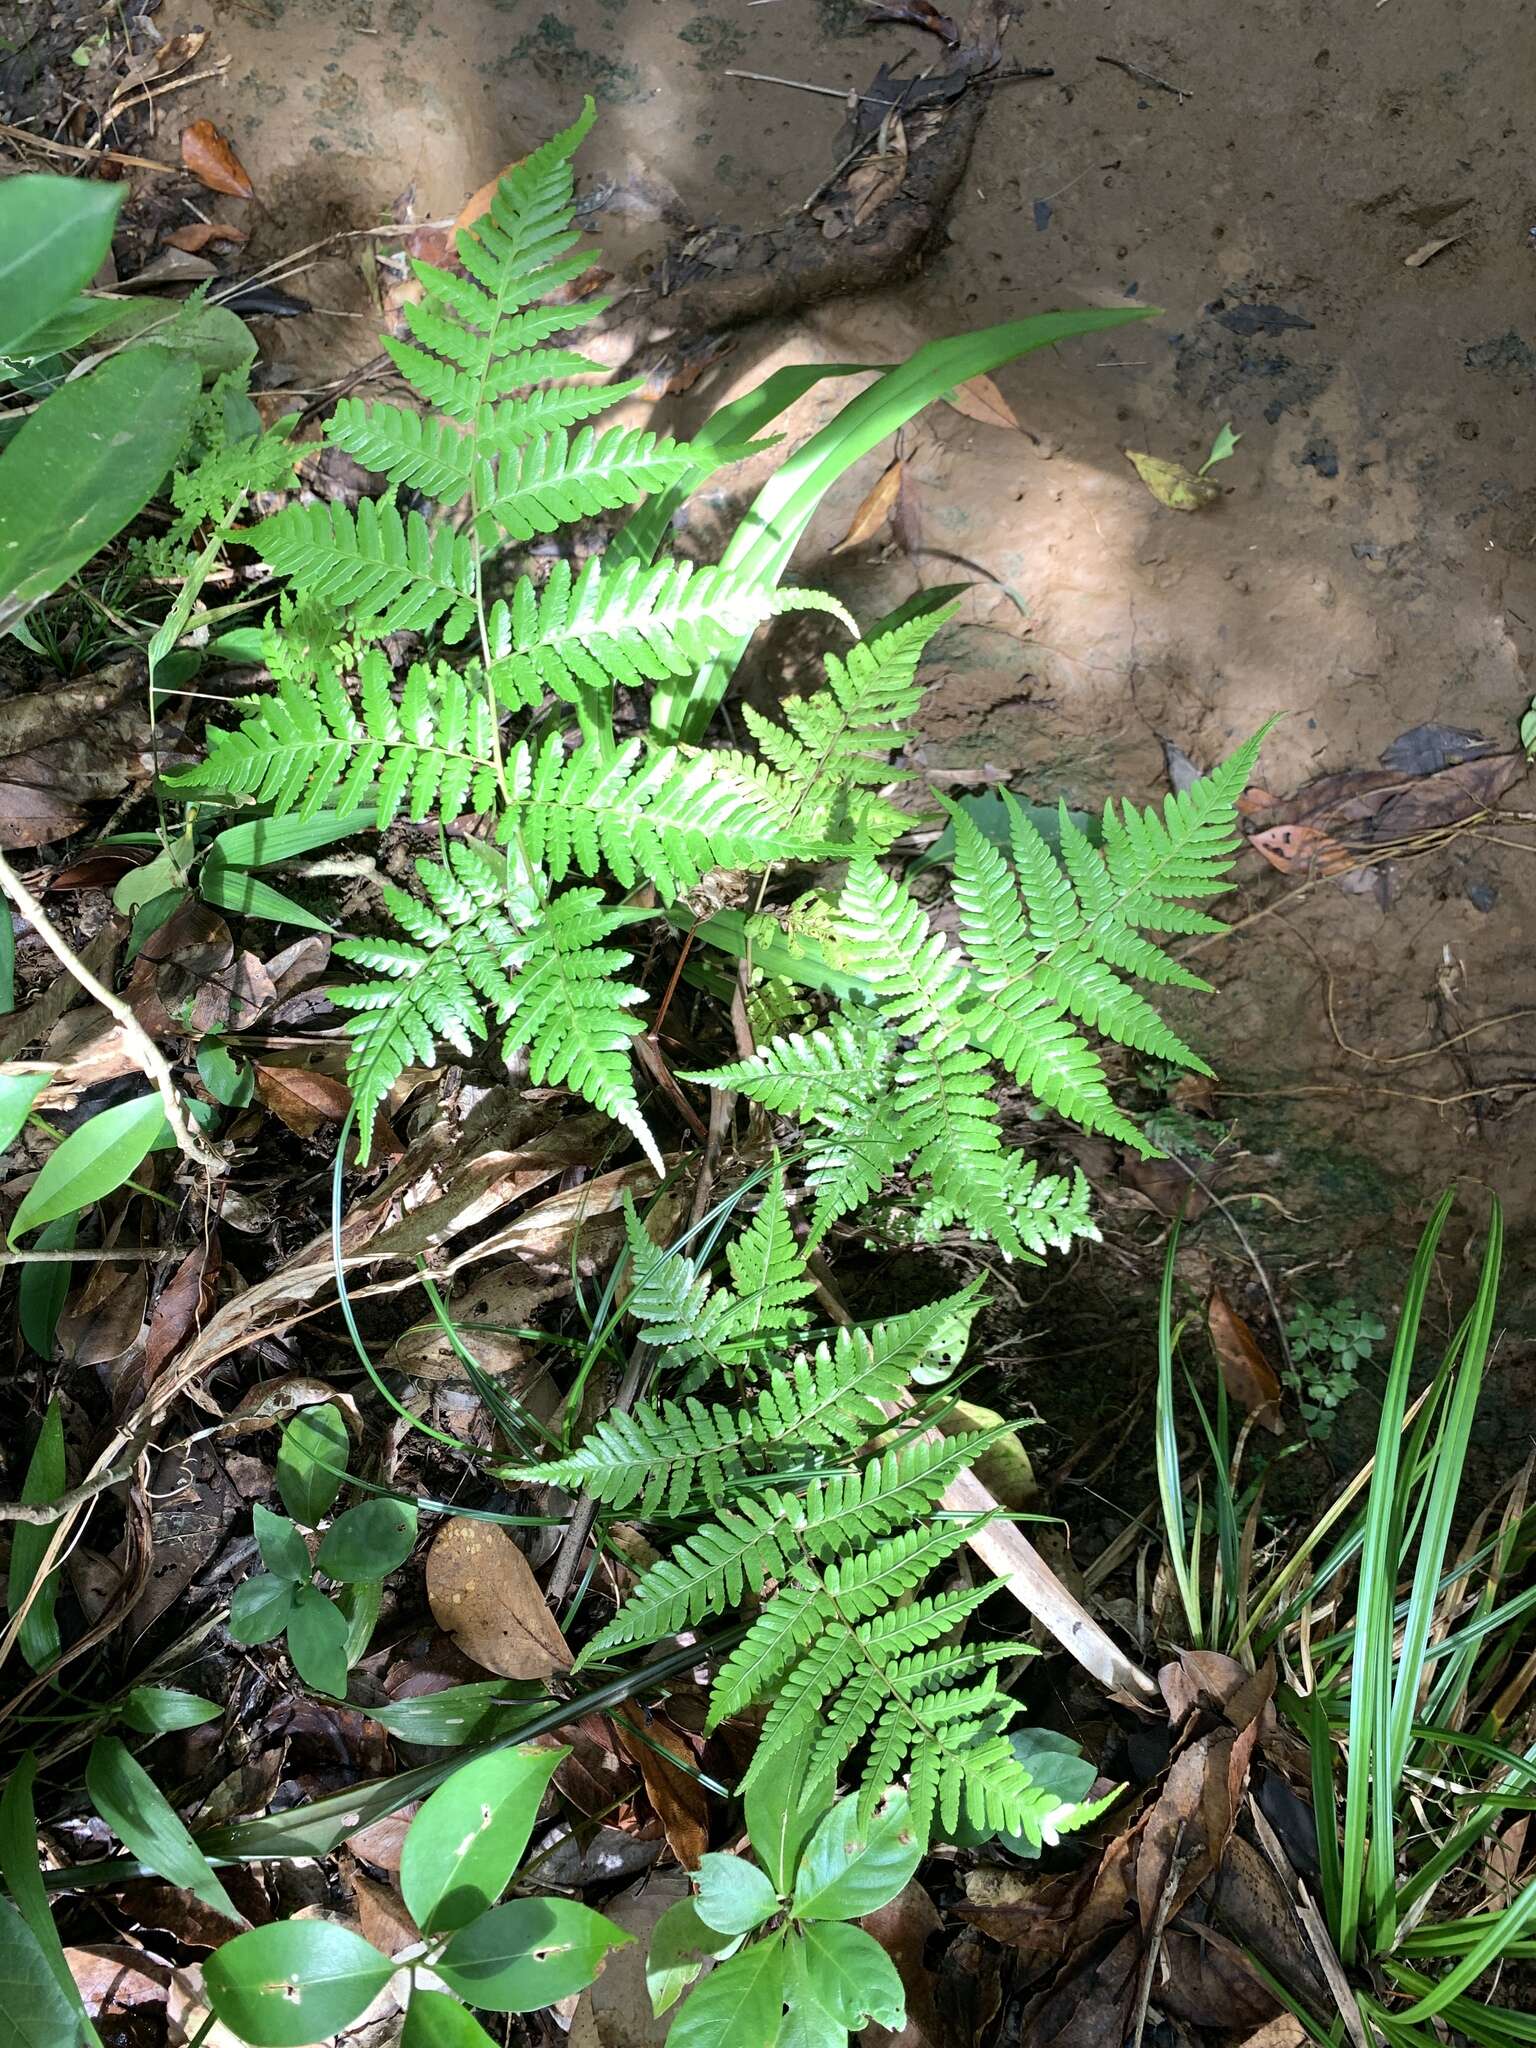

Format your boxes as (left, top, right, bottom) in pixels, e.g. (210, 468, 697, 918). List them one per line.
(1249, 1800, 1371, 2048)
(0, 850, 224, 1175)
(0, 119, 179, 173)
(810, 1245, 1156, 1696)
(86, 60, 231, 148)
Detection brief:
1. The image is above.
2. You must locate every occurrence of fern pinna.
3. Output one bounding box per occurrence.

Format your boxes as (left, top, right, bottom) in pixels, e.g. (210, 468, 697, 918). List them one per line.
(507, 1167, 1102, 1849)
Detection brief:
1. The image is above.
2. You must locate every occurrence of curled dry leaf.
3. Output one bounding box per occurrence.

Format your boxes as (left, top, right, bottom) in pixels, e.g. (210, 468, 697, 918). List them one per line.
(253, 1062, 352, 1136)
(1206, 1288, 1283, 1433)
(426, 1517, 573, 1679)
(943, 371, 1020, 430)
(145, 1237, 221, 1384)
(164, 222, 247, 253)
(832, 458, 904, 553)
(1126, 448, 1223, 511)
(1247, 821, 1354, 877)
(615, 1702, 708, 1870)
(1404, 234, 1463, 268)
(179, 119, 255, 199)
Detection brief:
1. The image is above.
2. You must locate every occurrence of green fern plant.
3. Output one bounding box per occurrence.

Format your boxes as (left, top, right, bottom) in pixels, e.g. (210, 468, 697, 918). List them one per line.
(690, 732, 1263, 1258)
(507, 1170, 1097, 1848)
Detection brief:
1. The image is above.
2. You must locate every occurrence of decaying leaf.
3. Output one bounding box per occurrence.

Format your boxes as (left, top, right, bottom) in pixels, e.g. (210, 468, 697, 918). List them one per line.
(943, 372, 1020, 430)
(426, 1517, 573, 1678)
(865, 0, 960, 42)
(179, 119, 255, 199)
(145, 1239, 221, 1383)
(253, 1062, 351, 1136)
(1247, 822, 1354, 877)
(1206, 1288, 1283, 1433)
(615, 1702, 708, 1870)
(164, 222, 247, 253)
(1404, 234, 1463, 268)
(832, 458, 904, 553)
(1125, 448, 1223, 511)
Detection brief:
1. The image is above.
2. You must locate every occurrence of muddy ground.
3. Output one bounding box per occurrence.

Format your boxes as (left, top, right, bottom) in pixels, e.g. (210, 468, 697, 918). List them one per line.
(18, 0, 1536, 1500)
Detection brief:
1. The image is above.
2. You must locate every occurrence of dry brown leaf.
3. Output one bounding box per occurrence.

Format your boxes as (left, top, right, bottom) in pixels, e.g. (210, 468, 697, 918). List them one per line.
(391, 1262, 568, 1383)
(1404, 234, 1463, 268)
(1247, 821, 1354, 877)
(1235, 2019, 1309, 2048)
(943, 372, 1020, 431)
(346, 1863, 421, 1955)
(862, 1879, 949, 2048)
(1206, 1288, 1283, 1433)
(57, 1259, 147, 1368)
(832, 458, 903, 554)
(426, 1518, 573, 1678)
(179, 119, 255, 199)
(145, 1238, 221, 1384)
(164, 221, 246, 253)
(254, 1062, 351, 1136)
(615, 1704, 708, 1870)
(191, 952, 276, 1035)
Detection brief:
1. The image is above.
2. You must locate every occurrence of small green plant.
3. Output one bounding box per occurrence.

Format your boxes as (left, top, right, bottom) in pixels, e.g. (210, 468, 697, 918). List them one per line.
(227, 1404, 415, 1698)
(1196, 420, 1241, 476)
(201, 1744, 626, 2044)
(1283, 1295, 1385, 1439)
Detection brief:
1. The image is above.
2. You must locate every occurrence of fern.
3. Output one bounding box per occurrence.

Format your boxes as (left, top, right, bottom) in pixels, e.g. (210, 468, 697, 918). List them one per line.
(689, 736, 1258, 1255)
(332, 843, 659, 1168)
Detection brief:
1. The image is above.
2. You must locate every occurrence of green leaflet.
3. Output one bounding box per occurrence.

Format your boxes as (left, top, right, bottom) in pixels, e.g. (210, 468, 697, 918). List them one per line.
(8, 1096, 167, 1242)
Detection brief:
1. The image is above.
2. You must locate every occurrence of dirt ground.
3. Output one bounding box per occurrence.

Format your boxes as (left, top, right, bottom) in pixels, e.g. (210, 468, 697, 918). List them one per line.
(29, 0, 1536, 1437)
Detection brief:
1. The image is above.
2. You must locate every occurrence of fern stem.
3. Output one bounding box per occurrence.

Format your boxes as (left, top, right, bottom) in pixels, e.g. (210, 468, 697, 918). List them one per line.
(468, 474, 511, 808)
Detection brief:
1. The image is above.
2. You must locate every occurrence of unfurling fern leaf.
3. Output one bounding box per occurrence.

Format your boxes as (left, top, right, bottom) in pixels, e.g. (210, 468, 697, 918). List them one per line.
(689, 735, 1259, 1255)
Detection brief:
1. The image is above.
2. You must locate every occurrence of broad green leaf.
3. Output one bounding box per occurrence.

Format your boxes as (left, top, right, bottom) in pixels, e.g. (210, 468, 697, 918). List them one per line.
(207, 809, 375, 871)
(317, 1498, 417, 1583)
(253, 1504, 313, 1584)
(8, 1096, 167, 1242)
(17, 1216, 74, 1355)
(337, 1579, 381, 1668)
(366, 1680, 541, 1748)
(0, 1757, 99, 2043)
(85, 1737, 240, 1924)
(118, 1686, 222, 1735)
(645, 1898, 743, 2018)
(228, 1573, 298, 1645)
(0, 350, 199, 633)
(653, 306, 1153, 741)
(196, 1042, 254, 1109)
(796, 1922, 904, 2029)
(285, 1584, 350, 1698)
(402, 1991, 499, 2048)
(791, 1793, 922, 1922)
(275, 1404, 350, 1526)
(665, 1935, 786, 2048)
(0, 1898, 84, 2048)
(7, 1400, 65, 1672)
(692, 1853, 780, 1937)
(203, 1921, 392, 2048)
(199, 856, 333, 935)
(0, 1072, 47, 1153)
(436, 1897, 631, 2012)
(88, 297, 255, 380)
(995, 1730, 1098, 1859)
(400, 1745, 564, 1935)
(744, 1721, 837, 1894)
(0, 177, 121, 357)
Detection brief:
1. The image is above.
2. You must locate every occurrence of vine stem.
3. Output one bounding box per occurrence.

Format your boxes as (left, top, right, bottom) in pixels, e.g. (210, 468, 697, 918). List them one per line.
(0, 849, 225, 1176)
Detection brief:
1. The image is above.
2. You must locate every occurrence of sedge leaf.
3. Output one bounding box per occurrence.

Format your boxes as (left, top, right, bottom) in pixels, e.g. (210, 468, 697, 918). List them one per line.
(6, 1400, 65, 1673)
(8, 1096, 166, 1242)
(85, 1736, 240, 1924)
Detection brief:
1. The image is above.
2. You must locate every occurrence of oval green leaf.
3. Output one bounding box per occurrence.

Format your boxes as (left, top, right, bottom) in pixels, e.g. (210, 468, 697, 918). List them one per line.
(286, 1584, 350, 1698)
(796, 1922, 904, 2029)
(203, 1921, 392, 2048)
(317, 1498, 417, 1583)
(275, 1403, 350, 1527)
(85, 1736, 240, 1925)
(400, 1744, 564, 1935)
(253, 1504, 312, 1584)
(665, 1935, 786, 2048)
(436, 1897, 631, 2012)
(692, 1852, 780, 1937)
(228, 1573, 298, 1646)
(0, 349, 199, 633)
(791, 1792, 922, 1922)
(402, 1991, 499, 2048)
(645, 1897, 743, 2018)
(0, 1072, 47, 1155)
(118, 1686, 222, 1734)
(0, 176, 121, 357)
(9, 1095, 167, 1243)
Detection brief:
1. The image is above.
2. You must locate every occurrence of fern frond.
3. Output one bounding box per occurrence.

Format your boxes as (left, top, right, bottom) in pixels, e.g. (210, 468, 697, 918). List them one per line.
(501, 886, 659, 1172)
(332, 839, 528, 1159)
(479, 425, 741, 546)
(494, 732, 821, 903)
(250, 496, 477, 642)
(732, 604, 949, 843)
(169, 651, 501, 827)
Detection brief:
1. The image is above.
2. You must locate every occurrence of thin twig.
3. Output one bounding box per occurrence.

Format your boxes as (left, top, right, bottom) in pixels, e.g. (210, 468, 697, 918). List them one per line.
(1095, 53, 1194, 100)
(87, 60, 231, 148)
(0, 119, 178, 173)
(1162, 1153, 1294, 1380)
(0, 851, 224, 1175)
